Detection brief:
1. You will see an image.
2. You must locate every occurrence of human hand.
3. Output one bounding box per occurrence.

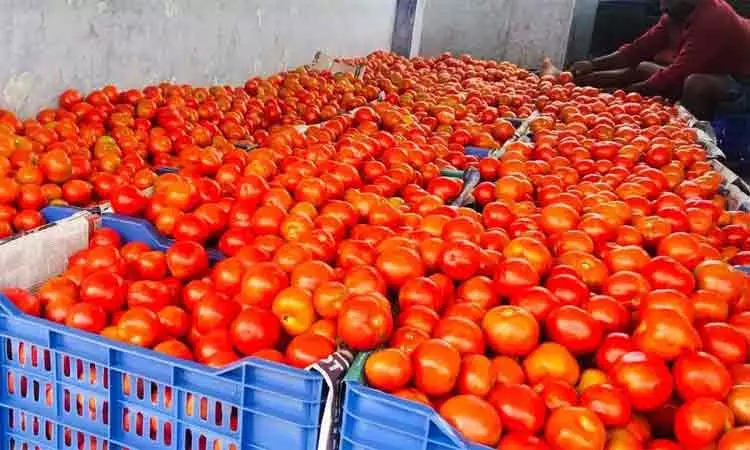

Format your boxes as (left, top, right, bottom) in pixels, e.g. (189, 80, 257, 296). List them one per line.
(569, 60, 594, 77)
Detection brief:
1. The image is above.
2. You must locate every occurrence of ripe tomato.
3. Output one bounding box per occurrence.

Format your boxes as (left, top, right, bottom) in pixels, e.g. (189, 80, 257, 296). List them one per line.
(439, 395, 502, 447)
(3, 288, 42, 316)
(239, 262, 289, 308)
(524, 342, 580, 386)
(433, 316, 485, 355)
(337, 295, 393, 351)
(439, 240, 481, 281)
(718, 426, 750, 450)
(494, 258, 541, 298)
(285, 333, 335, 368)
(157, 305, 189, 338)
(609, 351, 673, 412)
(364, 348, 412, 393)
(544, 406, 606, 450)
(192, 293, 240, 334)
(166, 240, 209, 280)
(375, 247, 424, 288)
(272, 286, 316, 335)
(545, 305, 603, 355)
(116, 307, 163, 347)
(674, 398, 733, 448)
(579, 384, 631, 427)
(412, 338, 461, 396)
(672, 351, 731, 401)
(633, 308, 700, 360)
(700, 322, 748, 365)
(488, 383, 546, 434)
(482, 305, 540, 356)
(153, 339, 193, 360)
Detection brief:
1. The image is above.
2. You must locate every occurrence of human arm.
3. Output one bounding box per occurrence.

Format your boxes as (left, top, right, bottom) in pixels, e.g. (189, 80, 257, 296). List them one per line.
(571, 15, 672, 76)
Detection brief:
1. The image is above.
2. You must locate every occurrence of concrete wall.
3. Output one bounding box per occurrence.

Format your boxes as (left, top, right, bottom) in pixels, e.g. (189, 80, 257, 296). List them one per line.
(418, 0, 577, 69)
(0, 0, 397, 116)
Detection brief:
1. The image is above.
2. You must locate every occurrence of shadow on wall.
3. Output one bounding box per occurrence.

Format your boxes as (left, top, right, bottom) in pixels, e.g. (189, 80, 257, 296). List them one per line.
(418, 0, 576, 68)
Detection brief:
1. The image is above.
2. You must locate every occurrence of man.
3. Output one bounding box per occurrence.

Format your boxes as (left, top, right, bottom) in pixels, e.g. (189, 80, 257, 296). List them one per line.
(567, 0, 750, 119)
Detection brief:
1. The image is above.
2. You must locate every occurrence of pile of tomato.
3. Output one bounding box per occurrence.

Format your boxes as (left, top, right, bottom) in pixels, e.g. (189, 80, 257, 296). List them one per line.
(2, 50, 750, 449)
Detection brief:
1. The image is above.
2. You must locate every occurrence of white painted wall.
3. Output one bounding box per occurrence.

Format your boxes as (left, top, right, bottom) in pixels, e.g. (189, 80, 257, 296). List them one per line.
(0, 0, 397, 116)
(418, 0, 577, 68)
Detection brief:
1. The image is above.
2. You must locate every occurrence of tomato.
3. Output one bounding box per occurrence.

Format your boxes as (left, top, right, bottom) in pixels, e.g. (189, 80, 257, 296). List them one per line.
(545, 273, 589, 306)
(586, 295, 630, 333)
(694, 259, 744, 302)
(524, 342, 580, 386)
(375, 247, 424, 288)
(111, 185, 148, 216)
(454, 354, 495, 398)
(153, 339, 193, 360)
(412, 339, 461, 396)
(499, 433, 551, 450)
(602, 270, 651, 307)
(495, 258, 541, 298)
(510, 286, 560, 322)
(157, 305, 189, 338)
(166, 240, 209, 280)
(116, 307, 163, 347)
(488, 383, 546, 434)
(193, 329, 233, 363)
(674, 398, 733, 448)
(504, 236, 553, 275)
(439, 240, 481, 281)
(641, 256, 695, 296)
(672, 351, 731, 401)
(239, 262, 289, 308)
(272, 286, 316, 335)
(595, 333, 636, 372)
(718, 426, 750, 450)
(365, 348, 413, 393)
(700, 322, 748, 365)
(2, 288, 42, 316)
(633, 308, 700, 360)
(482, 305, 539, 357)
(535, 378, 578, 410)
(433, 316, 485, 355)
(45, 296, 77, 323)
(727, 385, 750, 425)
(89, 228, 122, 248)
(439, 395, 502, 447)
(544, 406, 606, 450)
(545, 305, 603, 355)
(285, 333, 335, 368)
(192, 292, 240, 334)
(337, 295, 393, 351)
(609, 351, 673, 412)
(579, 384, 631, 427)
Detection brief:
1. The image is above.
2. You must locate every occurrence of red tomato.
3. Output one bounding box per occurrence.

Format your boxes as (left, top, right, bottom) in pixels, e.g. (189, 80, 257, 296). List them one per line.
(488, 383, 546, 434)
(609, 351, 673, 412)
(439, 395, 502, 447)
(482, 305, 540, 356)
(365, 348, 413, 393)
(674, 398, 733, 448)
(337, 295, 393, 351)
(412, 338, 461, 397)
(166, 240, 209, 280)
(117, 307, 163, 347)
(285, 333, 335, 368)
(672, 351, 732, 401)
(544, 406, 606, 450)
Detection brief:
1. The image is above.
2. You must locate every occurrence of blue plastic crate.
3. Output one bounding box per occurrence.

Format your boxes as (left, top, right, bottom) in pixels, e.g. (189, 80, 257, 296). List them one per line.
(0, 206, 327, 450)
(42, 206, 224, 262)
(463, 147, 491, 159)
(340, 381, 490, 450)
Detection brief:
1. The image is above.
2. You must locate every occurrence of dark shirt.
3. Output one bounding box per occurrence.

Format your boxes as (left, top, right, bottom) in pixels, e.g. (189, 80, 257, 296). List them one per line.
(619, 0, 750, 92)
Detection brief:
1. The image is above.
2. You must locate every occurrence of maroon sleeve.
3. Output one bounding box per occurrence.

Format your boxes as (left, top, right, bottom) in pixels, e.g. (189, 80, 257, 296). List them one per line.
(618, 16, 671, 65)
(644, 13, 730, 92)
